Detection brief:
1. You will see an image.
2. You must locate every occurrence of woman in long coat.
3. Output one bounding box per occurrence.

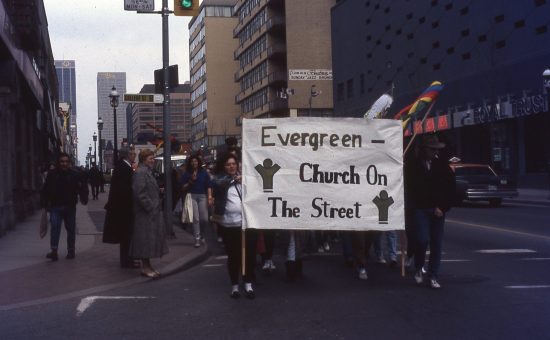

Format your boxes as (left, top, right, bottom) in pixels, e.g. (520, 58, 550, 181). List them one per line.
(129, 149, 168, 278)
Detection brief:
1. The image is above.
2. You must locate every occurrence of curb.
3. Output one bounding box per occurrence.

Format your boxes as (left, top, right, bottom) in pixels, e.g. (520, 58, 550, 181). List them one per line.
(504, 199, 550, 206)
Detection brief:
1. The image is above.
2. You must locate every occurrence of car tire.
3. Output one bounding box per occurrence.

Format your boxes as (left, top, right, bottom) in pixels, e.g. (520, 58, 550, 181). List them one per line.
(489, 198, 502, 207)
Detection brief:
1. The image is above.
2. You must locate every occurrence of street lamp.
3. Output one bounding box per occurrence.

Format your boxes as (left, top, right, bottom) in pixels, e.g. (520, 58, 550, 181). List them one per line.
(308, 85, 320, 116)
(93, 131, 97, 165)
(97, 117, 104, 172)
(109, 85, 120, 164)
(543, 69, 550, 199)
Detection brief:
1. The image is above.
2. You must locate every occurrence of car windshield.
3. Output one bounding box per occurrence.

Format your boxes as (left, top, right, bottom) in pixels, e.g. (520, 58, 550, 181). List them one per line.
(455, 167, 495, 176)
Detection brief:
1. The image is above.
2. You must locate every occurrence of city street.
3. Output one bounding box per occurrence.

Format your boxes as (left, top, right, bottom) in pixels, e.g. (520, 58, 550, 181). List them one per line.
(2, 201, 549, 339)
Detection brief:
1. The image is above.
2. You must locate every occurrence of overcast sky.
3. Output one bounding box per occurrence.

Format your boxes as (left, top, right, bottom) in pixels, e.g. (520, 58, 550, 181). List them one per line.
(44, 0, 195, 165)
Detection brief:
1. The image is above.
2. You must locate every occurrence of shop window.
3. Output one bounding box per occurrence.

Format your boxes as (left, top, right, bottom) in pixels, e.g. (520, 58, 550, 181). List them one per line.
(496, 40, 506, 49)
(432, 21, 439, 28)
(460, 7, 469, 15)
(495, 15, 504, 23)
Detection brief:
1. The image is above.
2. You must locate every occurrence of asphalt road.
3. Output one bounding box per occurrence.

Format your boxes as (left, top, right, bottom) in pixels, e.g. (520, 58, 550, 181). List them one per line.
(2, 201, 550, 340)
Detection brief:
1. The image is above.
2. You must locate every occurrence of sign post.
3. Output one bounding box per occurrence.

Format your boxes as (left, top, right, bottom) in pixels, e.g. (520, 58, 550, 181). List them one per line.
(123, 93, 164, 104)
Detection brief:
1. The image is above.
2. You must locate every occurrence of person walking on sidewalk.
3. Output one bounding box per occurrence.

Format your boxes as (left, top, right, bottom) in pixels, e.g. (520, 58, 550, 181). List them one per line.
(129, 149, 168, 278)
(212, 153, 257, 299)
(405, 134, 455, 289)
(41, 152, 89, 261)
(88, 163, 102, 200)
(180, 154, 213, 248)
(103, 147, 138, 268)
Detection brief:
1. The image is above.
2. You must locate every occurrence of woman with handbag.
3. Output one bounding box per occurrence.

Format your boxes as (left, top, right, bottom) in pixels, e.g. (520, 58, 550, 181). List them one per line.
(212, 153, 257, 299)
(180, 154, 213, 247)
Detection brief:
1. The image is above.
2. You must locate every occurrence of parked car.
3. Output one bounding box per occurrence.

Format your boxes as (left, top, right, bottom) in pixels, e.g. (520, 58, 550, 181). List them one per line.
(449, 161, 518, 207)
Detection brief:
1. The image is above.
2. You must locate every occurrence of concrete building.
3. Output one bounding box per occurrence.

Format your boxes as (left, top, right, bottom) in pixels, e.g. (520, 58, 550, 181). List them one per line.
(233, 0, 335, 119)
(188, 0, 240, 151)
(129, 83, 192, 148)
(331, 0, 550, 183)
(97, 72, 127, 160)
(55, 60, 77, 158)
(0, 0, 61, 235)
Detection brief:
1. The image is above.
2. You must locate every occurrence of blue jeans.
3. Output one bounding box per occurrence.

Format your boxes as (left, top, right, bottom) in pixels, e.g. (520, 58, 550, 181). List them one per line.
(374, 231, 398, 261)
(413, 208, 445, 279)
(191, 193, 209, 240)
(49, 206, 76, 250)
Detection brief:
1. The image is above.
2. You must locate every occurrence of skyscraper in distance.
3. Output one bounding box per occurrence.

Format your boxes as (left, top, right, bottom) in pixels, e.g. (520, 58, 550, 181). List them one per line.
(97, 72, 127, 158)
(55, 60, 78, 157)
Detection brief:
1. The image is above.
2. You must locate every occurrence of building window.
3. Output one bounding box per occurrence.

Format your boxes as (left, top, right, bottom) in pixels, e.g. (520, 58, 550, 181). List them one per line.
(536, 25, 548, 34)
(347, 79, 354, 99)
(432, 41, 440, 48)
(535, 0, 546, 6)
(461, 29, 470, 37)
(495, 15, 504, 23)
(496, 40, 506, 49)
(337, 83, 344, 102)
(446, 47, 455, 54)
(462, 52, 471, 60)
(514, 20, 526, 28)
(478, 34, 487, 42)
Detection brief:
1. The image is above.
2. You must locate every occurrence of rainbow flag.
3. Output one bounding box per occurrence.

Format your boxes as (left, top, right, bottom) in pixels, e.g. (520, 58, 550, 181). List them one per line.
(394, 81, 443, 129)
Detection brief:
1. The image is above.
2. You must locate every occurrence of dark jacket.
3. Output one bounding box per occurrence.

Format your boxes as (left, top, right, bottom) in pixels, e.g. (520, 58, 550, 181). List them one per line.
(103, 160, 134, 244)
(88, 167, 103, 186)
(42, 168, 89, 208)
(404, 155, 455, 213)
(211, 174, 236, 220)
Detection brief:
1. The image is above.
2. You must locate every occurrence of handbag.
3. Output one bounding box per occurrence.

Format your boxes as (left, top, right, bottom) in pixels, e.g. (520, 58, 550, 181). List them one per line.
(181, 193, 193, 224)
(40, 209, 49, 238)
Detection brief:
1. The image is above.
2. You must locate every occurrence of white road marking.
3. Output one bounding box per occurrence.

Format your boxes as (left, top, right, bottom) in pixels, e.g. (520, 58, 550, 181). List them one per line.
(476, 249, 536, 254)
(215, 255, 228, 260)
(76, 296, 154, 317)
(440, 259, 471, 262)
(447, 219, 550, 241)
(203, 264, 224, 267)
(521, 257, 550, 261)
(505, 285, 550, 289)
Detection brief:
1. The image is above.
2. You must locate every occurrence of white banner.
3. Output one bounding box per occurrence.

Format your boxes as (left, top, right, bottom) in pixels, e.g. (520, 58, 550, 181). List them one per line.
(242, 117, 404, 231)
(288, 69, 333, 81)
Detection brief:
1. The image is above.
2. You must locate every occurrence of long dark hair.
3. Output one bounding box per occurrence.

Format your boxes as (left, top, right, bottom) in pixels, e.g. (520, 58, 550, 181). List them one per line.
(185, 154, 203, 173)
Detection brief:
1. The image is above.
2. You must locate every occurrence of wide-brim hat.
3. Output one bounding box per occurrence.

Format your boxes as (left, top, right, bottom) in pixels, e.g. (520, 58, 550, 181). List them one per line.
(422, 134, 445, 149)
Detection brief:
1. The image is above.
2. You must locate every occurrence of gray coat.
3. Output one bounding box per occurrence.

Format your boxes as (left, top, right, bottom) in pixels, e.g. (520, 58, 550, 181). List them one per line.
(129, 164, 168, 258)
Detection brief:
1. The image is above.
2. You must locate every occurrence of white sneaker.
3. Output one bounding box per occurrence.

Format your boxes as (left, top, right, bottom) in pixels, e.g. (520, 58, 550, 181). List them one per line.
(429, 279, 441, 289)
(194, 239, 201, 248)
(323, 242, 330, 252)
(262, 261, 271, 271)
(377, 257, 387, 264)
(268, 260, 276, 270)
(414, 271, 423, 284)
(421, 266, 427, 274)
(358, 268, 368, 280)
(317, 246, 325, 253)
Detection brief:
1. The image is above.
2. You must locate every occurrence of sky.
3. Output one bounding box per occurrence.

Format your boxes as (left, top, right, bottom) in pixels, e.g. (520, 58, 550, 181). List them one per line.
(44, 0, 195, 165)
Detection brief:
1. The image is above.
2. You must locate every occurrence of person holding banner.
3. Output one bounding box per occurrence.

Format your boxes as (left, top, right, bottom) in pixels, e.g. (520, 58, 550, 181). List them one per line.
(212, 153, 258, 299)
(404, 134, 455, 289)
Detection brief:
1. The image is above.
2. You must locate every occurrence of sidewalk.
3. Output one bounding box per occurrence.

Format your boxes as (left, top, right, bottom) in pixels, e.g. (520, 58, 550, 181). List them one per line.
(0, 187, 209, 310)
(504, 187, 550, 206)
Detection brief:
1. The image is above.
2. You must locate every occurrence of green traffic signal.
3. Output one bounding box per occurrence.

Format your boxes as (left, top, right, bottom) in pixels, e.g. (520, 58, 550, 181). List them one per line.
(181, 0, 192, 8)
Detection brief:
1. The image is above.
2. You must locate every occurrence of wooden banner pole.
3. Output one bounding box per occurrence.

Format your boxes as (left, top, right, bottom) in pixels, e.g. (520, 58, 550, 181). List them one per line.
(403, 101, 437, 156)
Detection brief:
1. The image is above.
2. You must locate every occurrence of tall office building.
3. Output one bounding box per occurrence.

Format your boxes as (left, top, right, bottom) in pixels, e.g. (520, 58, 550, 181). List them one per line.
(233, 0, 335, 119)
(97, 72, 127, 155)
(188, 0, 240, 151)
(331, 0, 550, 179)
(55, 60, 77, 148)
(130, 83, 192, 145)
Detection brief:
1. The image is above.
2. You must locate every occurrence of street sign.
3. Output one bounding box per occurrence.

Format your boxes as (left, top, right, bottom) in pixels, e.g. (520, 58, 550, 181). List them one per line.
(123, 93, 164, 104)
(124, 0, 154, 11)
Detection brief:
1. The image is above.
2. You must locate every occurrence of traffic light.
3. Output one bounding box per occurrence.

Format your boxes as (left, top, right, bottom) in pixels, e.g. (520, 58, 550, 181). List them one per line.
(173, 0, 200, 16)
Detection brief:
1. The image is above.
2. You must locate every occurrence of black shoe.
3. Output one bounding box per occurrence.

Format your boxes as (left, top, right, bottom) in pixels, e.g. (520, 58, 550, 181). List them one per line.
(46, 250, 58, 261)
(390, 260, 398, 268)
(245, 289, 255, 300)
(66, 249, 75, 259)
(230, 291, 240, 299)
